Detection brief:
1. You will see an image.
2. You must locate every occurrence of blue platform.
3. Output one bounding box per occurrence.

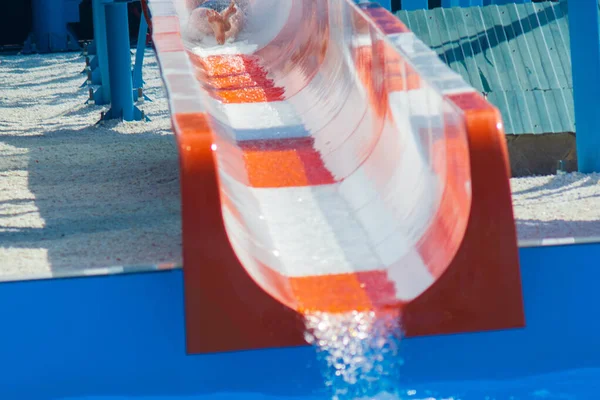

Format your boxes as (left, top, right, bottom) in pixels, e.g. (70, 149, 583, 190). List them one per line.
(23, 0, 82, 53)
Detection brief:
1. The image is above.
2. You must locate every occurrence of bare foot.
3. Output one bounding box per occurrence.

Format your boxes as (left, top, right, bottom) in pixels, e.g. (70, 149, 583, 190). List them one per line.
(206, 1, 242, 45)
(223, 1, 244, 43)
(206, 9, 227, 45)
(222, 1, 237, 19)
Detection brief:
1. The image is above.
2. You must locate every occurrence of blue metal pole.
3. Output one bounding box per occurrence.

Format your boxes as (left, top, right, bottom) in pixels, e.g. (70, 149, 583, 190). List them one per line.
(132, 12, 148, 90)
(490, 0, 530, 4)
(374, 0, 392, 11)
(569, 0, 600, 172)
(441, 0, 460, 7)
(92, 0, 111, 105)
(104, 1, 136, 121)
(402, 0, 428, 10)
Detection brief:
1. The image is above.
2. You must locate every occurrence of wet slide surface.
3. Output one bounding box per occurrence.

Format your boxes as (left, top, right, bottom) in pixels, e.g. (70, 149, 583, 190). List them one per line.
(147, 0, 523, 353)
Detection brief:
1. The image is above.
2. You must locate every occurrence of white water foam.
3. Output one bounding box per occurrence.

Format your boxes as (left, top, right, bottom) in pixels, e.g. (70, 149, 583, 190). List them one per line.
(303, 310, 404, 400)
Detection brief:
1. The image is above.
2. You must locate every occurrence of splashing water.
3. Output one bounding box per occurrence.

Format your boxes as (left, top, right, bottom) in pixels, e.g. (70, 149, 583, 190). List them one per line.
(304, 310, 404, 400)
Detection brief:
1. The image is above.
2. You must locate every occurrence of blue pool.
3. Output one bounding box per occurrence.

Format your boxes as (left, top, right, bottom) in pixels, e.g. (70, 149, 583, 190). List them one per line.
(70, 368, 600, 399)
(2, 244, 599, 399)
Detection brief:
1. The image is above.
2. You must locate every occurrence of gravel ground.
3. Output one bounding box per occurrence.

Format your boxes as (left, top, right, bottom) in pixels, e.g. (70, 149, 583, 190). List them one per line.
(0, 50, 181, 280)
(511, 173, 600, 244)
(0, 50, 598, 281)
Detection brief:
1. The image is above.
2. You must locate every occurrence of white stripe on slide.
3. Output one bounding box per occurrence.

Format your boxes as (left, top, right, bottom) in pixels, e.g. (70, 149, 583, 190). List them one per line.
(221, 204, 280, 286)
(219, 170, 381, 277)
(387, 248, 435, 301)
(148, 0, 177, 17)
(352, 34, 373, 48)
(336, 119, 439, 259)
(224, 184, 434, 302)
(210, 101, 307, 138)
(156, 51, 192, 74)
(388, 87, 445, 167)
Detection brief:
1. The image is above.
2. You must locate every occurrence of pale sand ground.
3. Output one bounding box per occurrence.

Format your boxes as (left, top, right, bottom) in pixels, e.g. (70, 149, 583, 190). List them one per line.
(0, 51, 599, 280)
(0, 51, 180, 280)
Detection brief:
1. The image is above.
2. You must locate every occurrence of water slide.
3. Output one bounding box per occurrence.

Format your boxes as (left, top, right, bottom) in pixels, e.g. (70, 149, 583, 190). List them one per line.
(146, 0, 510, 319)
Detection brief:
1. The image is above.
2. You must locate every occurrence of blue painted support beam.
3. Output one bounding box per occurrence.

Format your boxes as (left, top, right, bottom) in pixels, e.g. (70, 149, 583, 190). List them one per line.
(91, 0, 111, 105)
(444, 0, 530, 6)
(132, 12, 148, 90)
(402, 0, 428, 10)
(461, 0, 482, 6)
(569, 0, 600, 172)
(374, 0, 391, 11)
(441, 0, 460, 7)
(86, 40, 97, 56)
(91, 63, 103, 85)
(132, 12, 152, 103)
(488, 0, 530, 4)
(442, 0, 485, 7)
(89, 54, 99, 71)
(103, 1, 143, 121)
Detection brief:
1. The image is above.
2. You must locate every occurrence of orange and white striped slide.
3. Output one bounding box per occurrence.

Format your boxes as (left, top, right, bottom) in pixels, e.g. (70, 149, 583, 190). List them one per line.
(148, 0, 523, 354)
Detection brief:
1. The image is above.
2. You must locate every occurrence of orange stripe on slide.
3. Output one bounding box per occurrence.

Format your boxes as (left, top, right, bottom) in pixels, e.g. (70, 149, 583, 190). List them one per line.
(213, 134, 336, 188)
(200, 72, 265, 91)
(289, 271, 398, 314)
(190, 54, 285, 103)
(230, 247, 399, 314)
(239, 138, 336, 187)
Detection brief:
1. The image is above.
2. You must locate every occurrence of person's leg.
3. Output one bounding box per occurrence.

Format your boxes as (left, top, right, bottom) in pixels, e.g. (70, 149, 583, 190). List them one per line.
(223, 2, 244, 43)
(185, 0, 244, 45)
(206, 10, 227, 44)
(185, 6, 215, 42)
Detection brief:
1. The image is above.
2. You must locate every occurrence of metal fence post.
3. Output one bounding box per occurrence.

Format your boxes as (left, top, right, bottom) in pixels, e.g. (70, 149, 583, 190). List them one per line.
(132, 11, 148, 91)
(569, 0, 600, 172)
(402, 0, 428, 10)
(92, 0, 111, 105)
(104, 1, 136, 121)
